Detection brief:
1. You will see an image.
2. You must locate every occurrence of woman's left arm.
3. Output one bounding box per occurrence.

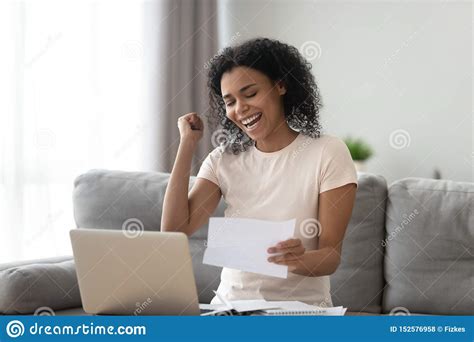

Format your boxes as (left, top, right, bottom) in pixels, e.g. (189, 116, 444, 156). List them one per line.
(268, 183, 357, 277)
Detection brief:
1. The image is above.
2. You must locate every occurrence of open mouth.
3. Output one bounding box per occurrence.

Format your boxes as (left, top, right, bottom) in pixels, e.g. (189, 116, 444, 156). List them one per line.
(241, 112, 262, 130)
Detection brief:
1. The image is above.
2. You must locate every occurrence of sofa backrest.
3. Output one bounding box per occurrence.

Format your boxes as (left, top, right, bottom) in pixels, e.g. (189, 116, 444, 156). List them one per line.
(330, 173, 387, 313)
(383, 177, 474, 315)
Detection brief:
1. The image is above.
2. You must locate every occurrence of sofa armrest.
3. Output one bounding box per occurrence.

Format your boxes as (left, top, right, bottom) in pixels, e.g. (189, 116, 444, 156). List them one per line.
(0, 256, 81, 315)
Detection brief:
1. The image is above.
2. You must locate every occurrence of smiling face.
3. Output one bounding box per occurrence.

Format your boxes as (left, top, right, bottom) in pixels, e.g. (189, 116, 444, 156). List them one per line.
(220, 66, 287, 142)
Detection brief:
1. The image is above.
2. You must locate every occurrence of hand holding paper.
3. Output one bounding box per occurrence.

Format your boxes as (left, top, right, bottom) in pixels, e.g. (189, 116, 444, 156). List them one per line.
(202, 217, 296, 278)
(266, 238, 306, 272)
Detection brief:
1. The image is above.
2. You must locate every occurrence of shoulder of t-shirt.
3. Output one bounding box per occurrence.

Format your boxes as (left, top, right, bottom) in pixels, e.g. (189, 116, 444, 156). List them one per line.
(302, 133, 344, 152)
(300, 134, 350, 166)
(207, 145, 225, 158)
(319, 134, 346, 149)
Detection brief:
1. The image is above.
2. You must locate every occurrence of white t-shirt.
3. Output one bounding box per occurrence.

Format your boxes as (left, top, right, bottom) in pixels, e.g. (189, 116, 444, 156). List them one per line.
(196, 133, 358, 307)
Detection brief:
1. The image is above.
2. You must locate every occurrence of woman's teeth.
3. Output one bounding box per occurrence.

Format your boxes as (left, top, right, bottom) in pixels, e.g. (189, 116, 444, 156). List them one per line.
(242, 112, 262, 129)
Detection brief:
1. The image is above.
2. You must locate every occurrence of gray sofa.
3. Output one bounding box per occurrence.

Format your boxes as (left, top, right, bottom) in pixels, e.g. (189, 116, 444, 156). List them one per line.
(1, 169, 472, 315)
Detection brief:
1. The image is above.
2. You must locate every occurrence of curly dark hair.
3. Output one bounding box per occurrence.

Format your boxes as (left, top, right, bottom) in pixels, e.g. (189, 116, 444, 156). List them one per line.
(206, 37, 322, 154)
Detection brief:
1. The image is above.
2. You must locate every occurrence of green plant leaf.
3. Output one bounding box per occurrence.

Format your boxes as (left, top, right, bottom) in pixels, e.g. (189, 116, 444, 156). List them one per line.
(343, 136, 373, 161)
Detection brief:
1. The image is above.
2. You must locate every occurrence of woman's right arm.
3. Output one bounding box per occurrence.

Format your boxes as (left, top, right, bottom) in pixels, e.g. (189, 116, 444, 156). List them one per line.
(161, 112, 222, 236)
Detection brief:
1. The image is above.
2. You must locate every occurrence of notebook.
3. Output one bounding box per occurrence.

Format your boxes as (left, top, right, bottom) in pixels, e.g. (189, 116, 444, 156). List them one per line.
(262, 306, 347, 316)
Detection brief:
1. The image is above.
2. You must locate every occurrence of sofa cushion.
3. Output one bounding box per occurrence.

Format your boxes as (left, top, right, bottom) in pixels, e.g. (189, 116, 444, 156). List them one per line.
(73, 170, 170, 232)
(73, 169, 226, 236)
(330, 172, 387, 313)
(383, 178, 474, 315)
(0, 256, 81, 314)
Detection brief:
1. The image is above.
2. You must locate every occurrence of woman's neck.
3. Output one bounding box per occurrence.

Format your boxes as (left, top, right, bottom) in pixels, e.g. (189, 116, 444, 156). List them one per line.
(255, 123, 299, 153)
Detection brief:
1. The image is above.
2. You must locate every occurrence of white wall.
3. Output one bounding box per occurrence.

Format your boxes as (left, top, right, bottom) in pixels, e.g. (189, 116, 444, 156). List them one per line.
(218, 0, 472, 184)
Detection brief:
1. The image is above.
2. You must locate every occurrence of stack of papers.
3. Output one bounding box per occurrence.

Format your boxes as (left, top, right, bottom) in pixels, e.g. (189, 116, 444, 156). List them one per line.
(200, 297, 346, 316)
(203, 217, 296, 278)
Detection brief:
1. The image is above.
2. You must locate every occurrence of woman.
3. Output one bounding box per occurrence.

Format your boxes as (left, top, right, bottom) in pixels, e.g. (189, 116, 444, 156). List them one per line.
(161, 38, 357, 307)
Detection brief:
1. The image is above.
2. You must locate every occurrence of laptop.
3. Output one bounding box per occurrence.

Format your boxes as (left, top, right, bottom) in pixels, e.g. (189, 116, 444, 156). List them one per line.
(69, 228, 201, 315)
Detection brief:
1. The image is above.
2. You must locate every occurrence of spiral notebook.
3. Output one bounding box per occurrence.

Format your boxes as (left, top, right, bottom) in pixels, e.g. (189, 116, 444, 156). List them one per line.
(262, 306, 347, 316)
